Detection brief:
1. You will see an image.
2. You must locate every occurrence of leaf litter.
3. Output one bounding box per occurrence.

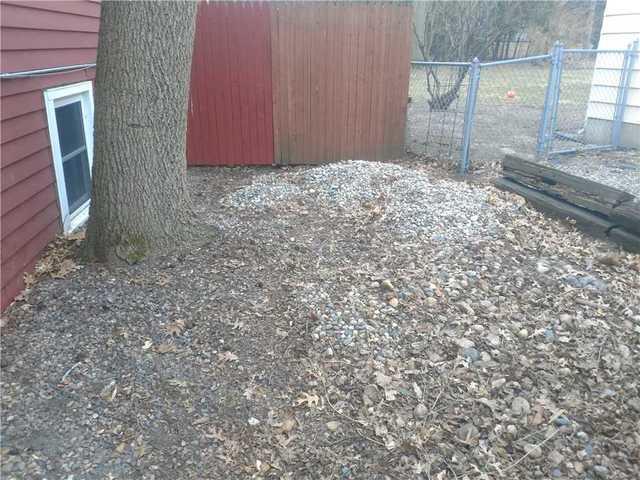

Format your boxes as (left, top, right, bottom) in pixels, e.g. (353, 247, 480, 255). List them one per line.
(1, 160, 639, 479)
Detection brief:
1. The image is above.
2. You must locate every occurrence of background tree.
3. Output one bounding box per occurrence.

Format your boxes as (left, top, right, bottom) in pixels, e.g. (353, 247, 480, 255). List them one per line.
(85, 1, 198, 262)
(412, 1, 553, 110)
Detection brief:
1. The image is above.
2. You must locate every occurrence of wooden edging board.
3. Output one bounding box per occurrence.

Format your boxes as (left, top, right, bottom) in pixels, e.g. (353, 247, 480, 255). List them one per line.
(502, 154, 635, 217)
(497, 154, 640, 253)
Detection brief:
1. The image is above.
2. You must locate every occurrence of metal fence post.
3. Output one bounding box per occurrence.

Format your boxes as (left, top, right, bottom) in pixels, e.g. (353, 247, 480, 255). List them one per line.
(546, 43, 564, 157)
(612, 39, 639, 147)
(458, 58, 480, 175)
(537, 42, 562, 156)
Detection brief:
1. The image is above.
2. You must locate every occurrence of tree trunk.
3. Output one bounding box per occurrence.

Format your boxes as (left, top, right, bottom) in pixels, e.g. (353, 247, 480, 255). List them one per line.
(425, 66, 467, 112)
(85, 1, 198, 263)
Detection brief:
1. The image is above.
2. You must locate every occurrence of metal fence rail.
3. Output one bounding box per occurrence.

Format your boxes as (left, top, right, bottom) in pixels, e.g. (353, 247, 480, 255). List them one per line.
(406, 40, 639, 174)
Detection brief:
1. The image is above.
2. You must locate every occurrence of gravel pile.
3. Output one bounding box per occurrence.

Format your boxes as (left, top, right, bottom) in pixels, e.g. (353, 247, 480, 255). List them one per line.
(298, 161, 400, 208)
(222, 182, 301, 210)
(223, 160, 509, 241)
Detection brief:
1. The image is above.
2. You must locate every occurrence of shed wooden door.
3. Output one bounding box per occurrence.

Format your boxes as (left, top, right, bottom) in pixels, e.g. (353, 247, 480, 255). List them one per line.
(187, 2, 274, 166)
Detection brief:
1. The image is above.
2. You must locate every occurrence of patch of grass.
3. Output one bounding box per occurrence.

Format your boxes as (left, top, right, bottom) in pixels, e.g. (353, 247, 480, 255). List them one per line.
(409, 62, 596, 109)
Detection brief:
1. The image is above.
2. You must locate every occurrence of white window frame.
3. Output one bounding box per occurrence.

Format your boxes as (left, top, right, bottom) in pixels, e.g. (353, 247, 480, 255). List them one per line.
(43, 81, 94, 233)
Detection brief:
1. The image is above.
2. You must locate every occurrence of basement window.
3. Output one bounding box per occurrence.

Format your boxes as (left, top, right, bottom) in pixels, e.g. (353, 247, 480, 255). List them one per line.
(44, 81, 94, 233)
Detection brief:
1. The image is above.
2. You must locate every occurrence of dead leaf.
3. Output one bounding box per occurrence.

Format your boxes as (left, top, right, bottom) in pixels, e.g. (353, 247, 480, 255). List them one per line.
(155, 343, 176, 354)
(294, 392, 320, 408)
(23, 272, 37, 289)
(476, 397, 498, 411)
(218, 351, 239, 363)
(530, 402, 546, 426)
(134, 443, 147, 458)
(374, 423, 388, 437)
(100, 381, 117, 402)
(255, 459, 271, 474)
(412, 382, 423, 400)
(326, 421, 340, 432)
(279, 417, 296, 433)
(165, 320, 185, 336)
(66, 230, 86, 242)
(128, 276, 145, 286)
(35, 256, 55, 275)
(51, 258, 78, 279)
(275, 432, 295, 448)
(375, 372, 392, 388)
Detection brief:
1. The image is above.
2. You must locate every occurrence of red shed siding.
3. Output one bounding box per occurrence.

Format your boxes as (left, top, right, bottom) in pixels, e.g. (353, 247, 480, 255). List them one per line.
(270, 2, 412, 164)
(187, 2, 274, 166)
(1, 1, 100, 310)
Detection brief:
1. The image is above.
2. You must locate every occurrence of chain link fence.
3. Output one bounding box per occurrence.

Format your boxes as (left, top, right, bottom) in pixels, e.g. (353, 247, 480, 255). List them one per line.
(406, 63, 468, 162)
(548, 49, 628, 156)
(406, 41, 639, 183)
(406, 56, 553, 172)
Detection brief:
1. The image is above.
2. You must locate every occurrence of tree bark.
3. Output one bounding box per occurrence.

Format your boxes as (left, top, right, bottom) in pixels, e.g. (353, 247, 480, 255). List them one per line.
(85, 1, 198, 263)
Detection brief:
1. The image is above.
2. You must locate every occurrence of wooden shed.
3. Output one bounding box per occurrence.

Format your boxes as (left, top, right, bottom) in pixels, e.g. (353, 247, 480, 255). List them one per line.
(187, 1, 413, 166)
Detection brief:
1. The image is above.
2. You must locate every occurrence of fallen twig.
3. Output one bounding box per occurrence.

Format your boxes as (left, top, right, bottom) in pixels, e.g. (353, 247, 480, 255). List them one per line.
(502, 428, 559, 473)
(60, 362, 82, 383)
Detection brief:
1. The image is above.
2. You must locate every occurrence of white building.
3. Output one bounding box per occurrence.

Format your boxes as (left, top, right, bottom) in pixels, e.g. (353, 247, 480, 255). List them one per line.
(585, 0, 640, 147)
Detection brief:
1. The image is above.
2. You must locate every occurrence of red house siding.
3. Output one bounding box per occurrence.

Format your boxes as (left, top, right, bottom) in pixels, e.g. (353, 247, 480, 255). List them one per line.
(1, 1, 100, 310)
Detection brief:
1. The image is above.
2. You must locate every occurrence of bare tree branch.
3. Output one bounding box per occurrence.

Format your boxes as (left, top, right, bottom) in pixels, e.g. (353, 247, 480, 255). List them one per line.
(411, 0, 553, 110)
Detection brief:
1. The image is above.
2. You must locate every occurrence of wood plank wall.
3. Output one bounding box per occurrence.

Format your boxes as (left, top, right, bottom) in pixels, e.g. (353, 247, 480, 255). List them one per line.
(187, 2, 274, 166)
(270, 2, 412, 165)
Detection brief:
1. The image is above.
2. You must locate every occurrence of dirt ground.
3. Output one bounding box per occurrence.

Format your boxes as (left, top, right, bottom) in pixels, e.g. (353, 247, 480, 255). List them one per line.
(2, 159, 640, 479)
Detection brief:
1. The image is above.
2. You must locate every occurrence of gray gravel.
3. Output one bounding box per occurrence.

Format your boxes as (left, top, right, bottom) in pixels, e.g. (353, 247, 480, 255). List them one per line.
(546, 149, 640, 198)
(223, 160, 513, 241)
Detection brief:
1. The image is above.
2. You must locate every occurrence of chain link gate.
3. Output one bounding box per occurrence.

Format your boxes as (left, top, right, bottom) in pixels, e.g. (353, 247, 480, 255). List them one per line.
(537, 41, 639, 159)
